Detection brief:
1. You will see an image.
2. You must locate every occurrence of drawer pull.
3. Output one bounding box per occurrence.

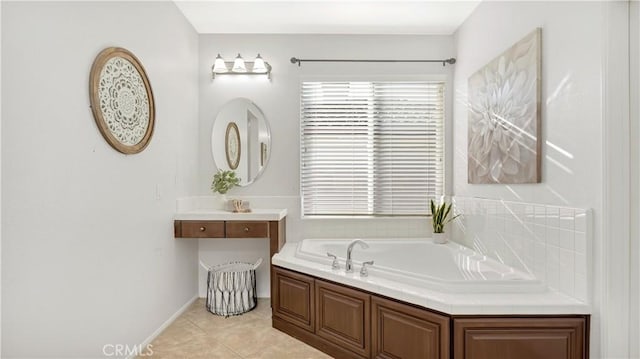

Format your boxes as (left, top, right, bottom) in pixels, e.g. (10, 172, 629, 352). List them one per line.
(244, 227, 250, 232)
(200, 227, 206, 232)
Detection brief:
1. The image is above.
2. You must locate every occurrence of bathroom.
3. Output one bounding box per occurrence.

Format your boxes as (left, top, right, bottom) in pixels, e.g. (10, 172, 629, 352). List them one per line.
(1, 1, 638, 358)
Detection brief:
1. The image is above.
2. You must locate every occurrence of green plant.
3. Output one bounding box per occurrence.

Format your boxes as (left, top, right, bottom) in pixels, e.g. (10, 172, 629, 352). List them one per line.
(211, 170, 240, 194)
(430, 199, 460, 234)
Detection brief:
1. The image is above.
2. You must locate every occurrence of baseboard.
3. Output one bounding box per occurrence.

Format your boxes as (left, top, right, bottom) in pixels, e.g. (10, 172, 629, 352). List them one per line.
(127, 294, 199, 359)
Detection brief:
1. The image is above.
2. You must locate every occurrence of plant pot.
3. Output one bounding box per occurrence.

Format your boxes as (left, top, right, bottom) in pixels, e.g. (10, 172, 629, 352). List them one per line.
(432, 232, 448, 244)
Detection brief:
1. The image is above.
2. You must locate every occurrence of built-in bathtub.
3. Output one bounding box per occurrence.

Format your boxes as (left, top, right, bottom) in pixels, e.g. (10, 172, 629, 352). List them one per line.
(294, 238, 544, 294)
(272, 238, 590, 315)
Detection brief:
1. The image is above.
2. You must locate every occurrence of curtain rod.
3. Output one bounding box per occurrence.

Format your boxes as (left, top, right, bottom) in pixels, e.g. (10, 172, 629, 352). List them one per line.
(290, 57, 456, 67)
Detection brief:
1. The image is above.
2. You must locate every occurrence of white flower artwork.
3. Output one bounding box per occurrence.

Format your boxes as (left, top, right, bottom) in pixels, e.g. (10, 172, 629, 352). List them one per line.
(468, 28, 541, 184)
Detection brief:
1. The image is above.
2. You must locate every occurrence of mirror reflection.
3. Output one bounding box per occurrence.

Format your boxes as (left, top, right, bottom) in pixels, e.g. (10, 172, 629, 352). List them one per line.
(211, 98, 271, 186)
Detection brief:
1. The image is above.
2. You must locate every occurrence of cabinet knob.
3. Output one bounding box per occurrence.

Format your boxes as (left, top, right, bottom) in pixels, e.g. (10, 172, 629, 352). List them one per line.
(244, 227, 250, 232)
(200, 227, 206, 232)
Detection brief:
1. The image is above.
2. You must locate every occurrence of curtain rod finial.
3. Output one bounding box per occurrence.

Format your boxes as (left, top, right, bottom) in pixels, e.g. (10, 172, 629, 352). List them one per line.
(443, 58, 456, 66)
(290, 57, 301, 66)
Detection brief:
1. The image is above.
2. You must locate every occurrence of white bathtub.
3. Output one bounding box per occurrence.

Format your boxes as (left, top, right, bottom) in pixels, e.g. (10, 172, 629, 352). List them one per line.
(292, 238, 544, 294)
(273, 238, 589, 314)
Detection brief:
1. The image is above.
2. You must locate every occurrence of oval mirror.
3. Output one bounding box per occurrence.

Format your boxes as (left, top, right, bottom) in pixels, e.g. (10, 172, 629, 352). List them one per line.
(211, 98, 271, 186)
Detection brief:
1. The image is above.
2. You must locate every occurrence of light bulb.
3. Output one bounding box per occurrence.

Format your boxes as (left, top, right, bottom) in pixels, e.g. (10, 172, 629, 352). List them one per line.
(212, 54, 228, 73)
(232, 53, 246, 73)
(252, 54, 267, 73)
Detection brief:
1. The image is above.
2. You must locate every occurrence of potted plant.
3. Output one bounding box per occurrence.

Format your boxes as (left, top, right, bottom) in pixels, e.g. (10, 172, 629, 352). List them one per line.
(211, 170, 240, 209)
(430, 199, 460, 244)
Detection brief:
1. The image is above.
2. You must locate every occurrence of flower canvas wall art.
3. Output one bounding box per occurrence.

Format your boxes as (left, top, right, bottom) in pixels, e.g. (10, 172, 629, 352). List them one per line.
(468, 28, 541, 184)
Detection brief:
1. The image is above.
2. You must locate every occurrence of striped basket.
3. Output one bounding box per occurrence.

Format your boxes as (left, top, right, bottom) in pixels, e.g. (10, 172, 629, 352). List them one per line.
(201, 259, 262, 317)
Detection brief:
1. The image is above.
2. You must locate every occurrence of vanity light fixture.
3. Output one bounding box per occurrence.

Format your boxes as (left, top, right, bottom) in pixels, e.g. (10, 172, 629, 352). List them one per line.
(213, 54, 228, 73)
(232, 53, 247, 72)
(252, 54, 267, 73)
(211, 53, 272, 79)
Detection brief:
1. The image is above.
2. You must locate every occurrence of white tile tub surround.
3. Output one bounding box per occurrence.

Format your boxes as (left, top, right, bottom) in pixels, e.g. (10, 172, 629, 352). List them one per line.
(450, 196, 591, 303)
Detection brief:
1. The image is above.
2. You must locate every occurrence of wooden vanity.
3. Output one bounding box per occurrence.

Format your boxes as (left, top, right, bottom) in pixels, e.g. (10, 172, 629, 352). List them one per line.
(272, 266, 589, 359)
(173, 208, 286, 258)
(174, 208, 287, 300)
(174, 218, 285, 259)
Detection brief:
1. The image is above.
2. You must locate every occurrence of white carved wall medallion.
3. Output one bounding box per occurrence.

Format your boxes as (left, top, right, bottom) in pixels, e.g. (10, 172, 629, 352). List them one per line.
(468, 28, 541, 184)
(89, 47, 155, 154)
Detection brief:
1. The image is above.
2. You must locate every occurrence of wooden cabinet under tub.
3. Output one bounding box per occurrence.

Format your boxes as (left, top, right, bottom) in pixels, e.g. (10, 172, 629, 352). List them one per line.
(273, 266, 448, 359)
(271, 266, 589, 359)
(453, 317, 588, 359)
(372, 296, 449, 359)
(315, 280, 371, 358)
(272, 266, 315, 332)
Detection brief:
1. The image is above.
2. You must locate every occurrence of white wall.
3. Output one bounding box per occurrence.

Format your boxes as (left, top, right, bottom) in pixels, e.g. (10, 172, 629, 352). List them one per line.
(629, 2, 639, 358)
(198, 34, 454, 297)
(453, 2, 628, 358)
(0, 1, 4, 353)
(1, 2, 199, 357)
(0, 0, 2, 356)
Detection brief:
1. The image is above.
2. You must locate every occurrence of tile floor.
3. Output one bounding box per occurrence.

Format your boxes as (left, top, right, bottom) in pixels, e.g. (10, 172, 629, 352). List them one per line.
(140, 298, 332, 359)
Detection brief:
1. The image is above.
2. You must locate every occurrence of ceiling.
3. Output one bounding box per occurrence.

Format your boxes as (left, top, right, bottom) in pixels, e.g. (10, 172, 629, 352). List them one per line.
(173, 1, 481, 35)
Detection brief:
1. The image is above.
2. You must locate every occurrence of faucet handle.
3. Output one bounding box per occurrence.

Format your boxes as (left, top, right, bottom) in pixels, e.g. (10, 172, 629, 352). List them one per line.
(360, 260, 374, 277)
(327, 252, 340, 270)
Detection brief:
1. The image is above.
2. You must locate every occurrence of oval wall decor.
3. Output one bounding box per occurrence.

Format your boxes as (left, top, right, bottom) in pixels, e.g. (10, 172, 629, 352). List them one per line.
(89, 47, 155, 154)
(225, 122, 241, 170)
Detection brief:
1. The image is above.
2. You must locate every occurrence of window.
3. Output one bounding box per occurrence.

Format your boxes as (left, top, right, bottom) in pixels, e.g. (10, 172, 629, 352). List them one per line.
(300, 81, 445, 216)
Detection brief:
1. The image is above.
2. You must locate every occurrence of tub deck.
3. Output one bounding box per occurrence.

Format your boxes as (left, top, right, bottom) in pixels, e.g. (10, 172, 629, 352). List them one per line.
(272, 238, 590, 315)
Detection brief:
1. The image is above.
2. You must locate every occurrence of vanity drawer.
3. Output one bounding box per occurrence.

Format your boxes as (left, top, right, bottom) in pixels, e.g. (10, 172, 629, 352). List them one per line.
(177, 221, 225, 238)
(225, 221, 269, 238)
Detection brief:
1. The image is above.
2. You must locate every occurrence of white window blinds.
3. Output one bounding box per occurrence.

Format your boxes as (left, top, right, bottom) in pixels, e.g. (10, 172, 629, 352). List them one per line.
(300, 81, 445, 216)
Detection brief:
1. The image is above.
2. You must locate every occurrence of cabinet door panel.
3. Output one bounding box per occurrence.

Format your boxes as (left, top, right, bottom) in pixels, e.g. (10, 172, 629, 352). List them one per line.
(315, 280, 370, 358)
(272, 267, 315, 332)
(453, 317, 587, 359)
(372, 296, 450, 359)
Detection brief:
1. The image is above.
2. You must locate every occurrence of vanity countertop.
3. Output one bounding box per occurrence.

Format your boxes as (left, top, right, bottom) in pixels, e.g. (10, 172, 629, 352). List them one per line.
(174, 208, 287, 221)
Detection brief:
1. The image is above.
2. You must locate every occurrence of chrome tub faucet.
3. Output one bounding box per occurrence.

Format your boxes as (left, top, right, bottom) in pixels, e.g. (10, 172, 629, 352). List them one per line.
(346, 239, 369, 273)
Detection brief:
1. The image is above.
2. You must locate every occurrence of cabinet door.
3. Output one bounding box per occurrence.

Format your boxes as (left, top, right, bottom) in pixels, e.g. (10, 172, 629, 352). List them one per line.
(372, 296, 450, 359)
(315, 279, 370, 358)
(453, 317, 587, 359)
(272, 267, 315, 332)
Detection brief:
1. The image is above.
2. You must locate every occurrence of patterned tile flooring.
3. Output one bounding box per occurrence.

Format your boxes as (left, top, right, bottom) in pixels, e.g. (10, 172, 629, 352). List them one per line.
(139, 298, 331, 359)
